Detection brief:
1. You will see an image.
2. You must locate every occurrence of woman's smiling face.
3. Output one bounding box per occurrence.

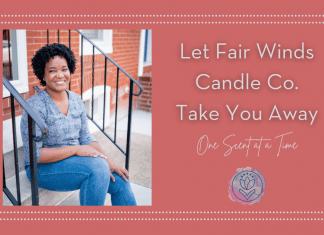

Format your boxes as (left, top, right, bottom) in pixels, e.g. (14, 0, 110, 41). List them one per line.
(44, 55, 70, 93)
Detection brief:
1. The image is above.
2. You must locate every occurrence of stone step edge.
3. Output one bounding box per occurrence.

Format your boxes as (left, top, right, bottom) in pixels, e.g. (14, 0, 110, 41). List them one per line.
(4, 172, 152, 206)
(3, 171, 74, 206)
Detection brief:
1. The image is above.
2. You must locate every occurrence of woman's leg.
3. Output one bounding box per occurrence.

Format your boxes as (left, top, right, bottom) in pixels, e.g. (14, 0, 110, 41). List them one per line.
(108, 173, 137, 206)
(26, 156, 110, 206)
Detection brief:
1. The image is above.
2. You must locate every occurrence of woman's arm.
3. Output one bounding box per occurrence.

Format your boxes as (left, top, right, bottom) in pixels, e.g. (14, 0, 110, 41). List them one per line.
(38, 142, 130, 184)
(88, 141, 130, 182)
(77, 95, 129, 181)
(38, 145, 104, 163)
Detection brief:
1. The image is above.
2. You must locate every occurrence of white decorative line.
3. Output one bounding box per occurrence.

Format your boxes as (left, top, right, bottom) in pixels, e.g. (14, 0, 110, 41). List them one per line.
(0, 211, 323, 214)
(0, 218, 322, 221)
(0, 15, 323, 17)
(0, 21, 324, 24)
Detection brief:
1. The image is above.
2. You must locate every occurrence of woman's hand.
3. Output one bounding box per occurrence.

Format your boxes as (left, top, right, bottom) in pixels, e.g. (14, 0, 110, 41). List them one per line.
(74, 145, 105, 158)
(105, 158, 130, 182)
(86, 141, 129, 182)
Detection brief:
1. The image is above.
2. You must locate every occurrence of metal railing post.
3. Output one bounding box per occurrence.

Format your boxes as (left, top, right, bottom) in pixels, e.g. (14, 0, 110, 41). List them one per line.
(114, 68, 120, 143)
(91, 46, 95, 119)
(81, 36, 84, 100)
(75, 30, 145, 171)
(103, 57, 107, 129)
(8, 30, 12, 80)
(3, 75, 48, 206)
(10, 94, 21, 205)
(3, 158, 7, 189)
(69, 29, 71, 91)
(125, 81, 134, 170)
(28, 115, 39, 206)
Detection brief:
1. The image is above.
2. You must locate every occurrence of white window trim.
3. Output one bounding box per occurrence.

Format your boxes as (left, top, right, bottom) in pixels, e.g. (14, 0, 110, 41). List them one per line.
(3, 30, 29, 98)
(79, 30, 113, 56)
(138, 29, 152, 76)
(143, 30, 152, 67)
(138, 30, 146, 77)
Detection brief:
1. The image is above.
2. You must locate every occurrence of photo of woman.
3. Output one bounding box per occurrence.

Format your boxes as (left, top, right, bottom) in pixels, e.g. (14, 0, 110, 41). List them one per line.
(3, 29, 152, 206)
(21, 43, 136, 206)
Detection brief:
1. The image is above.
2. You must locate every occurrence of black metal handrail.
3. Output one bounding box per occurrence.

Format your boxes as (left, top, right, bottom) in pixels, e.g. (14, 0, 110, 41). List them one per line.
(3, 75, 49, 206)
(76, 30, 143, 96)
(76, 29, 143, 170)
(3, 76, 49, 141)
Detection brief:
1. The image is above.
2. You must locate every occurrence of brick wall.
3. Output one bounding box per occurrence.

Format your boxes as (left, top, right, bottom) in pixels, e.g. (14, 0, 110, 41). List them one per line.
(143, 65, 152, 74)
(3, 93, 29, 121)
(137, 70, 152, 112)
(26, 30, 80, 97)
(3, 29, 141, 121)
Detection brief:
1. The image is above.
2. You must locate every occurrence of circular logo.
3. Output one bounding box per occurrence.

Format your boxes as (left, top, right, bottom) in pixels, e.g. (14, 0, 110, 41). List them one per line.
(228, 167, 265, 205)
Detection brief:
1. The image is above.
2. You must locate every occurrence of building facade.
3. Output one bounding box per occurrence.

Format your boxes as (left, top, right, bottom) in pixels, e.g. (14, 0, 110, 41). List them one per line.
(3, 29, 152, 154)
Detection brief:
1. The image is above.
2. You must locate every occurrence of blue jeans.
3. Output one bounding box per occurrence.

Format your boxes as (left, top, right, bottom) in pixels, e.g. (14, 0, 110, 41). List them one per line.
(26, 156, 137, 206)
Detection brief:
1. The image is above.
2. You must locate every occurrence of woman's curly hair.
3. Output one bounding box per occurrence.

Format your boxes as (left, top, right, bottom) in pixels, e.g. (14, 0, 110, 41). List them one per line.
(31, 43, 76, 86)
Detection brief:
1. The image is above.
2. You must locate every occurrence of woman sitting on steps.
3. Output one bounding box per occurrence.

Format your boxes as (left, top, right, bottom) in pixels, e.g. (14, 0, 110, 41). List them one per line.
(20, 43, 137, 206)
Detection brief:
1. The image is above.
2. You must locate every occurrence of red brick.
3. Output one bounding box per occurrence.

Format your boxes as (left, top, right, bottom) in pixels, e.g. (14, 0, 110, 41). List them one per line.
(29, 77, 37, 84)
(27, 50, 36, 58)
(29, 83, 36, 91)
(139, 76, 151, 82)
(28, 44, 43, 51)
(71, 80, 78, 86)
(71, 37, 79, 43)
(71, 31, 79, 37)
(28, 71, 36, 77)
(22, 93, 31, 100)
(34, 38, 47, 44)
(44, 31, 57, 37)
(16, 110, 23, 117)
(3, 113, 11, 121)
(140, 95, 151, 100)
(3, 98, 9, 109)
(28, 90, 36, 97)
(3, 107, 11, 115)
(58, 31, 69, 37)
(26, 38, 35, 44)
(27, 31, 42, 37)
(139, 105, 151, 110)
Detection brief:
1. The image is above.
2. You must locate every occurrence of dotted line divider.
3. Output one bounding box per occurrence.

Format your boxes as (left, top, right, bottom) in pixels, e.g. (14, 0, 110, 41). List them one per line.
(0, 15, 323, 18)
(0, 211, 323, 214)
(1, 22, 324, 25)
(0, 13, 321, 221)
(0, 218, 323, 221)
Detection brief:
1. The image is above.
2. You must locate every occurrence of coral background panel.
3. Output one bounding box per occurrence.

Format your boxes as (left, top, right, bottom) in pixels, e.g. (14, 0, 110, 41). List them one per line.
(1, 0, 324, 234)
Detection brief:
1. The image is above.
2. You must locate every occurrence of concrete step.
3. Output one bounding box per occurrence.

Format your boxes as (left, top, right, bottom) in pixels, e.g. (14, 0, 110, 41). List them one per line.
(3, 146, 74, 206)
(3, 171, 152, 206)
(3, 147, 25, 179)
(56, 182, 152, 206)
(3, 171, 75, 206)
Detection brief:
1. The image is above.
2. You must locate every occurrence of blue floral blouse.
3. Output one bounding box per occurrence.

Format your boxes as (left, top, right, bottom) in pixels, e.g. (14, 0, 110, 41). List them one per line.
(20, 90, 96, 168)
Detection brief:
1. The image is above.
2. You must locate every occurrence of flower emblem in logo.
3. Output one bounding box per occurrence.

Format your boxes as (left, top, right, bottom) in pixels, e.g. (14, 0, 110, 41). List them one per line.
(228, 167, 265, 205)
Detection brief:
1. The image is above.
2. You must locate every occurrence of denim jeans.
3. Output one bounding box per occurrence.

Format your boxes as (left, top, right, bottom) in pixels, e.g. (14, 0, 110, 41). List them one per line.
(26, 156, 137, 206)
